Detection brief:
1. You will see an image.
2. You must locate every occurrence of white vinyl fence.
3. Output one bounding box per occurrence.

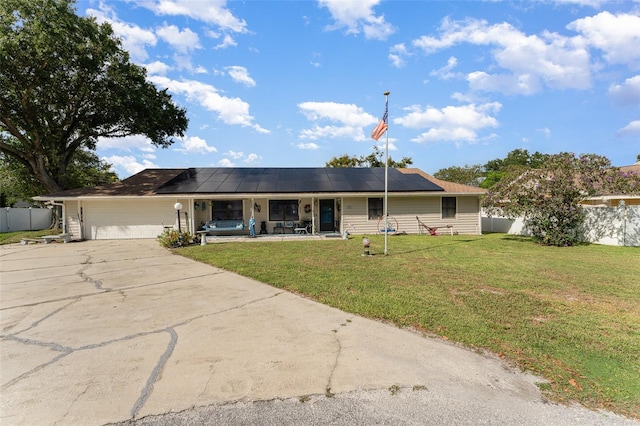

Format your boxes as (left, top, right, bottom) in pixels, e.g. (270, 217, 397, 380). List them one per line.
(0, 207, 52, 233)
(482, 205, 640, 247)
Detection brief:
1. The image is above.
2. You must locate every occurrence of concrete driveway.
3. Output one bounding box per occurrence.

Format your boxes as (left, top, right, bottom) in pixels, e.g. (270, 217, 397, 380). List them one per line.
(0, 240, 635, 425)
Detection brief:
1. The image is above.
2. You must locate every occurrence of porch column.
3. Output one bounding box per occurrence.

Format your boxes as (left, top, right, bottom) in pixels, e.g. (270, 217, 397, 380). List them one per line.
(188, 198, 194, 234)
(311, 197, 316, 235)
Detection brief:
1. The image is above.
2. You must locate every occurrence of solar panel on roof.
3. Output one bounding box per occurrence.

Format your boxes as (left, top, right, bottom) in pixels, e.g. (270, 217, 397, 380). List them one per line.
(155, 167, 443, 194)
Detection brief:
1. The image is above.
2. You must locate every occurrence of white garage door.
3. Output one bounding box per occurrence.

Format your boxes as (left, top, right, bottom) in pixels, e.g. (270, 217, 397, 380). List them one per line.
(84, 200, 177, 240)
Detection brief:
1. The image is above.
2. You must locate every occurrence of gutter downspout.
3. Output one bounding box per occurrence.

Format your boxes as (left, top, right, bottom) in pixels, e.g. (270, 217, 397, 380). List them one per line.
(48, 201, 65, 233)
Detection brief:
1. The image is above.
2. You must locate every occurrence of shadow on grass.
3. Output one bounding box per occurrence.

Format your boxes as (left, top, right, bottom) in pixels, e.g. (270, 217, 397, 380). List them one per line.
(499, 235, 534, 243)
(387, 236, 482, 256)
(498, 234, 594, 247)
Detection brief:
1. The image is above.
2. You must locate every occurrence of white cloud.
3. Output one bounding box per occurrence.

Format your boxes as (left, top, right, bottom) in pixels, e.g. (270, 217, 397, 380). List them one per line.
(210, 33, 238, 50)
(318, 0, 395, 40)
(412, 17, 592, 95)
(141, 0, 248, 33)
(389, 43, 410, 68)
(552, 0, 606, 7)
(96, 135, 156, 153)
(568, 11, 640, 66)
(310, 52, 322, 68)
(298, 102, 376, 127)
(102, 155, 158, 175)
(451, 92, 476, 103)
(219, 151, 260, 164)
(149, 76, 269, 133)
(86, 6, 156, 62)
(394, 102, 502, 144)
(296, 142, 320, 150)
(430, 56, 459, 80)
(145, 61, 171, 75)
(297, 101, 377, 141)
(616, 120, 640, 137)
(244, 153, 261, 164)
(374, 141, 398, 152)
(608, 75, 640, 107)
(156, 24, 201, 54)
(225, 150, 244, 159)
(226, 66, 256, 87)
(193, 65, 208, 74)
(467, 72, 542, 95)
(174, 136, 217, 154)
(536, 127, 552, 138)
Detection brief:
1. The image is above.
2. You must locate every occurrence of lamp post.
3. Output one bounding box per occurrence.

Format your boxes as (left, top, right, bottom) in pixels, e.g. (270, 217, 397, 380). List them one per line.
(174, 202, 183, 232)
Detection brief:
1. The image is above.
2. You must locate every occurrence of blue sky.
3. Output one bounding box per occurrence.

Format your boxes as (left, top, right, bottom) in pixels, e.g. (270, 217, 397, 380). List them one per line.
(79, 0, 640, 178)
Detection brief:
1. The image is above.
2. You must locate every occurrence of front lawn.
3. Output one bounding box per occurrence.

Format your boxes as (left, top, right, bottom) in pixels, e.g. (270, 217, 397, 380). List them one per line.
(178, 233, 640, 419)
(0, 229, 59, 245)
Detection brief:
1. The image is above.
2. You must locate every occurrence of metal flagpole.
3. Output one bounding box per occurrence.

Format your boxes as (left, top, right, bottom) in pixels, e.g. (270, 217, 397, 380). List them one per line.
(383, 91, 390, 255)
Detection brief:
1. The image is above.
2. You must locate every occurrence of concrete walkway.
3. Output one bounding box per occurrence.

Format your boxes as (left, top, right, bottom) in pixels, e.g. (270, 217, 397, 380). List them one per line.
(0, 240, 635, 425)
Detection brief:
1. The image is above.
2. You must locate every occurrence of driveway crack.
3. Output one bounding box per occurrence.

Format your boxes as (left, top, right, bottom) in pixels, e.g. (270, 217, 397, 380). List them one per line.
(55, 383, 90, 425)
(1, 292, 283, 391)
(78, 255, 111, 292)
(12, 299, 80, 335)
(325, 327, 343, 398)
(131, 328, 178, 419)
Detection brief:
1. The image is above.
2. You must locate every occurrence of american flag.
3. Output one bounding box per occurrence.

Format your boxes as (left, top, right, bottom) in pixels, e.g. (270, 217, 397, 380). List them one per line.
(370, 100, 388, 141)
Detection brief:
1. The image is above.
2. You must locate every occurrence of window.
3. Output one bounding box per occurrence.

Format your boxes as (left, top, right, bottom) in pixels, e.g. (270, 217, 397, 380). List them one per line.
(212, 200, 243, 220)
(269, 200, 299, 221)
(442, 197, 457, 219)
(368, 198, 383, 220)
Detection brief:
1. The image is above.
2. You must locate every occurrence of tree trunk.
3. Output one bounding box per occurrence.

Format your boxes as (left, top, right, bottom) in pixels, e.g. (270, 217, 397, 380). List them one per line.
(31, 156, 63, 194)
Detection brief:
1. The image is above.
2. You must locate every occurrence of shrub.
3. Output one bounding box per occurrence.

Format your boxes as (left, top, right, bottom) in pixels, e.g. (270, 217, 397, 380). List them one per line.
(157, 228, 192, 248)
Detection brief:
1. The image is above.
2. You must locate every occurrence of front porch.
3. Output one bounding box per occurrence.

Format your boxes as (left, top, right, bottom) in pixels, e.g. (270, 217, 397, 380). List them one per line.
(181, 197, 342, 237)
(199, 232, 345, 244)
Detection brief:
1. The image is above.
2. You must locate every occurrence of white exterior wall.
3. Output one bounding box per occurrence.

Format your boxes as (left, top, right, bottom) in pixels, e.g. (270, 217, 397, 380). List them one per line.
(83, 199, 179, 240)
(64, 200, 82, 239)
(482, 205, 640, 246)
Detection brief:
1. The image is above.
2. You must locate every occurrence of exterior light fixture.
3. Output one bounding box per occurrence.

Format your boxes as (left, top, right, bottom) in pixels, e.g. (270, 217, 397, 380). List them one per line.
(174, 202, 183, 232)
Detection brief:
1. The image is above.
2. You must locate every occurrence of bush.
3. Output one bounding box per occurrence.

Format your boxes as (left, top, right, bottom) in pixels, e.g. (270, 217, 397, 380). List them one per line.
(157, 228, 192, 248)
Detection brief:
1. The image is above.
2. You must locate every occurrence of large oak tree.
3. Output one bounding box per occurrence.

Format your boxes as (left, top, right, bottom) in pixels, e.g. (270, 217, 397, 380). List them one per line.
(0, 0, 188, 194)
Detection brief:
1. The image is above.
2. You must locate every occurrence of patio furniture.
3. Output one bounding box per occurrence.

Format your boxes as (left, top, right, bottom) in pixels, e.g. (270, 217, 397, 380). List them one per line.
(284, 221, 295, 233)
(202, 219, 246, 235)
(416, 216, 453, 236)
(273, 222, 284, 234)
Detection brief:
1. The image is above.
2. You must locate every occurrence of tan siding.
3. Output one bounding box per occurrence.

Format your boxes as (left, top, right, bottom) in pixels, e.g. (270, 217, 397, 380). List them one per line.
(342, 195, 482, 236)
(455, 197, 482, 234)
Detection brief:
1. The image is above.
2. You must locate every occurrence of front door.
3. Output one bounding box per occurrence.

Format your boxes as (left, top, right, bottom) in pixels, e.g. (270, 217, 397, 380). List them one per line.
(319, 199, 335, 232)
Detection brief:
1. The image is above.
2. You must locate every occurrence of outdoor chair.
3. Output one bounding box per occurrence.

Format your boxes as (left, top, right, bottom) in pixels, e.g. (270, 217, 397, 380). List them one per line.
(416, 216, 452, 236)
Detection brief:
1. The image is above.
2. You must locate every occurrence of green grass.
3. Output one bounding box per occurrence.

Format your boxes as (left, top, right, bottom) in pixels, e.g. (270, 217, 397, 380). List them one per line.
(0, 229, 60, 245)
(185, 234, 636, 418)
